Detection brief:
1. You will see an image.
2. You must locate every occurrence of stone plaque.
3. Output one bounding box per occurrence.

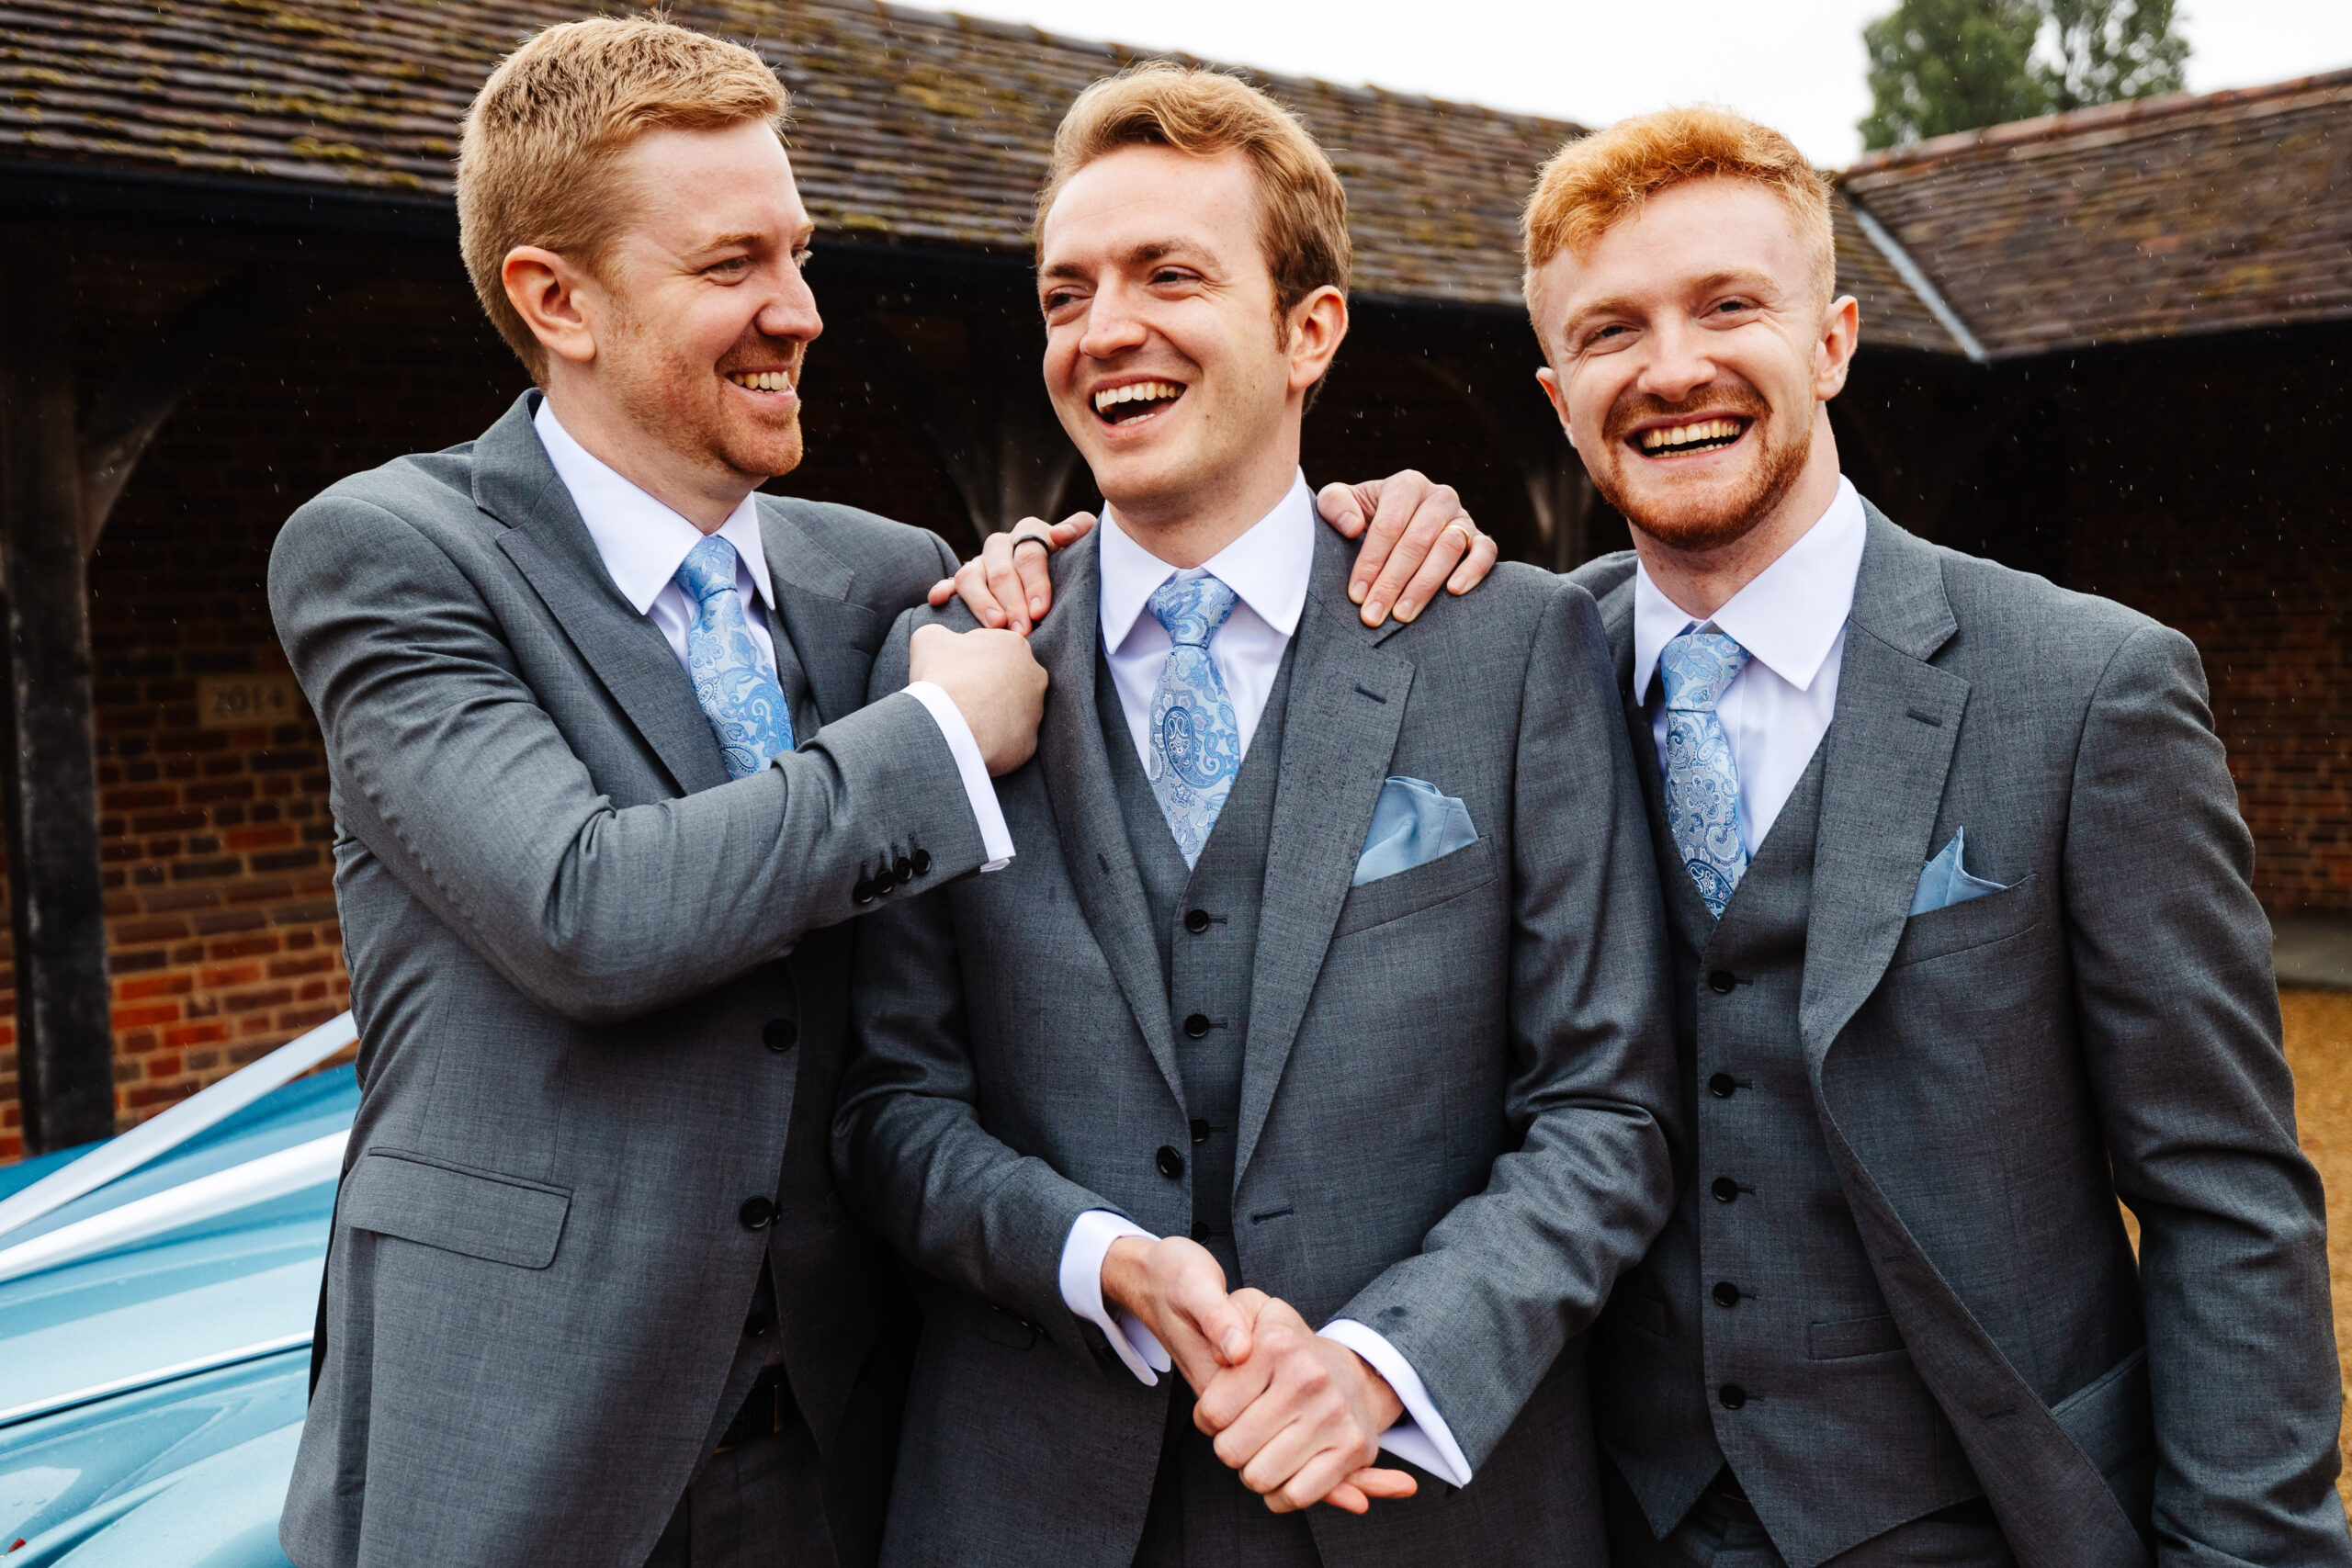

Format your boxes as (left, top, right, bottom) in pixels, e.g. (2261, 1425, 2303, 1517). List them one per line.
(196, 674, 301, 728)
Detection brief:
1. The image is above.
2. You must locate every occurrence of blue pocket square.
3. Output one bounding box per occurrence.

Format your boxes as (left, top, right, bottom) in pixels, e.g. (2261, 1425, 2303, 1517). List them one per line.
(1353, 777, 1478, 887)
(1910, 828, 2009, 916)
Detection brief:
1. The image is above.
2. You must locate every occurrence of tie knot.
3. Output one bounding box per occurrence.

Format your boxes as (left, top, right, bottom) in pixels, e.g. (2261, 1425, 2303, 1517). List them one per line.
(1659, 628, 1750, 714)
(1149, 575, 1239, 648)
(673, 536, 741, 604)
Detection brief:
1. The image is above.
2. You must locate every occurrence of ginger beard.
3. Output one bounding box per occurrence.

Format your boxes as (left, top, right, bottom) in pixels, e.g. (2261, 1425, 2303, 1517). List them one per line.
(1588, 378, 1811, 554)
(598, 284, 808, 486)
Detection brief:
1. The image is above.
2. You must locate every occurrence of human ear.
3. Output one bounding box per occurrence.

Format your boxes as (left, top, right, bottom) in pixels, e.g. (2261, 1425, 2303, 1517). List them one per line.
(1283, 285, 1351, 394)
(1815, 294, 1860, 400)
(1535, 366, 1581, 457)
(503, 246, 601, 368)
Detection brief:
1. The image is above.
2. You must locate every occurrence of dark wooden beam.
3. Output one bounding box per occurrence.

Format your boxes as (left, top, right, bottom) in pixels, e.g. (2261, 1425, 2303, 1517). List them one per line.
(0, 231, 114, 1152)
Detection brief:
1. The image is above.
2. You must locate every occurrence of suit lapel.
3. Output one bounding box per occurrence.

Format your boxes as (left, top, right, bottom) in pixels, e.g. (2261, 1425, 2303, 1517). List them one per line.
(1799, 510, 1969, 1070)
(757, 502, 885, 728)
(481, 395, 729, 796)
(1030, 537, 1186, 1108)
(1234, 528, 1414, 1184)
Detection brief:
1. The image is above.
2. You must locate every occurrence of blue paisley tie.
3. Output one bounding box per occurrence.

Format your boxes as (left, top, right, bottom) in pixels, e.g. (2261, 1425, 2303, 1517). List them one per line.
(1146, 575, 1245, 867)
(1659, 628, 1752, 917)
(673, 536, 795, 781)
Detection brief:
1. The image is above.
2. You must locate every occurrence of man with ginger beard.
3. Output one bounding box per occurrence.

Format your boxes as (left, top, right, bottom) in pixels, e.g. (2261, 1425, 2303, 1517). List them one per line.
(1516, 107, 2346, 1568)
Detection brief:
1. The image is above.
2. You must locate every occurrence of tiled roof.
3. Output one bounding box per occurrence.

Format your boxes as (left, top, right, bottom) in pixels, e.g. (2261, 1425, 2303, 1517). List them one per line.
(0, 0, 1566, 307)
(1840, 68, 2352, 358)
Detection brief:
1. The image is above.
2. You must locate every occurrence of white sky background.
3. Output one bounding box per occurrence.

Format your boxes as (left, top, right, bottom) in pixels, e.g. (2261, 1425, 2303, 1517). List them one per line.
(929, 0, 2352, 167)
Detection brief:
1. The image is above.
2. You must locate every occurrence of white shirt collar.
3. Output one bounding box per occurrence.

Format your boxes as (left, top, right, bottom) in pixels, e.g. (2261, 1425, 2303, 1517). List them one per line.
(1096, 472, 1317, 654)
(1632, 475, 1868, 704)
(533, 397, 775, 615)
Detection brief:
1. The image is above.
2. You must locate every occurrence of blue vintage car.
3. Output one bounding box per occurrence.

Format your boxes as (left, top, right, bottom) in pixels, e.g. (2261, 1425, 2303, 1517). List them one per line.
(0, 1017, 359, 1563)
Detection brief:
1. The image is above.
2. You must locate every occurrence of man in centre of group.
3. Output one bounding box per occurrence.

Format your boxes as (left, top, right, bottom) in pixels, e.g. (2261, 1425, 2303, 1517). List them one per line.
(837, 64, 1678, 1568)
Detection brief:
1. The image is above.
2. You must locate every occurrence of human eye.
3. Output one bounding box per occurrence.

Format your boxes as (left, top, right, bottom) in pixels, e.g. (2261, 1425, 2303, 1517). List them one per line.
(706, 254, 752, 280)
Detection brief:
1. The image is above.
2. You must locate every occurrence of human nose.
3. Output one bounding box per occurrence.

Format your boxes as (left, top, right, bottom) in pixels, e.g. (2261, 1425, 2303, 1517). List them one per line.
(759, 262, 824, 346)
(1636, 315, 1714, 403)
(1077, 282, 1148, 360)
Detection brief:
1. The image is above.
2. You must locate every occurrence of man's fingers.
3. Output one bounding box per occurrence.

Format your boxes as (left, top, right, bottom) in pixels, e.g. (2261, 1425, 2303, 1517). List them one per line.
(1390, 524, 1470, 626)
(1361, 502, 1453, 626)
(980, 533, 1030, 636)
(1448, 528, 1500, 596)
(1318, 480, 1372, 542)
(926, 576, 956, 607)
(1318, 1482, 1371, 1515)
(1349, 471, 1430, 613)
(1348, 1466, 1417, 1498)
(1049, 510, 1098, 547)
(950, 558, 1007, 628)
(1176, 1271, 1253, 1368)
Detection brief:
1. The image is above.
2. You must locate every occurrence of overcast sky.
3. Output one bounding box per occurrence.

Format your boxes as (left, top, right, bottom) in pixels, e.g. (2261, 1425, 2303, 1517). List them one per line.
(932, 0, 2352, 166)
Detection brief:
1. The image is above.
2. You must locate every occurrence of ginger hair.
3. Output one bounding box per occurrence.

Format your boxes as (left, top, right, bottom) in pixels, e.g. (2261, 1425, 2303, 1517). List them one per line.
(458, 16, 788, 378)
(1039, 62, 1351, 335)
(1521, 106, 1835, 333)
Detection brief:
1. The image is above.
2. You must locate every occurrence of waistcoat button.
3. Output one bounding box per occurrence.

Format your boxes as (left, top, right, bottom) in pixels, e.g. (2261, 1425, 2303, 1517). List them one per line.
(763, 1019, 798, 1053)
(1708, 969, 1737, 995)
(739, 1196, 777, 1230)
(1718, 1383, 1747, 1410)
(1156, 1145, 1185, 1179)
(1708, 1073, 1737, 1099)
(1184, 908, 1212, 934)
(1711, 1176, 1739, 1203)
(1190, 1118, 1212, 1145)
(1191, 1221, 1212, 1241)
(1713, 1280, 1742, 1308)
(1183, 1012, 1212, 1040)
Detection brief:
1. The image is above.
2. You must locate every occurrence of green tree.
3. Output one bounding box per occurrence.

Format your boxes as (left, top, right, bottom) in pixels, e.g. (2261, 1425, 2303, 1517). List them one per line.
(1860, 0, 2046, 151)
(2034, 0, 2188, 112)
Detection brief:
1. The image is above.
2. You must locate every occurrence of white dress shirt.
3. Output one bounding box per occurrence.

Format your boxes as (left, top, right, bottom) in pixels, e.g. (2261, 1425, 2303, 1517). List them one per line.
(533, 400, 1013, 868)
(1057, 472, 1474, 1489)
(1633, 476, 1868, 852)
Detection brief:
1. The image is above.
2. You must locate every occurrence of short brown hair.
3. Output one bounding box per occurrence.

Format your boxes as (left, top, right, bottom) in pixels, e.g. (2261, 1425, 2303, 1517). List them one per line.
(1520, 107, 1835, 330)
(1039, 63, 1351, 333)
(458, 17, 787, 378)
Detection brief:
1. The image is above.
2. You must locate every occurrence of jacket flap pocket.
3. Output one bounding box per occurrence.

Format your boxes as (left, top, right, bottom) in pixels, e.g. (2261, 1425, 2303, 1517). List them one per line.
(1334, 835, 1499, 940)
(1807, 1313, 1906, 1360)
(1888, 872, 2043, 970)
(2050, 1344, 2152, 1479)
(341, 1149, 571, 1269)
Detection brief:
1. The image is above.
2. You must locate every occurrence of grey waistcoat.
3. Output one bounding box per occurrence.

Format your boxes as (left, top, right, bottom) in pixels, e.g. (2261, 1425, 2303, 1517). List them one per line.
(1098, 645, 1295, 1280)
(1608, 738, 1983, 1568)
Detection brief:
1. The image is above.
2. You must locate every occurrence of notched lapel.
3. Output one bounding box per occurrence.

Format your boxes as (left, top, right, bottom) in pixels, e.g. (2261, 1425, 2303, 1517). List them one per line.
(477, 396, 729, 797)
(1028, 538, 1186, 1108)
(1234, 531, 1413, 1184)
(759, 503, 884, 729)
(1801, 512, 1968, 1068)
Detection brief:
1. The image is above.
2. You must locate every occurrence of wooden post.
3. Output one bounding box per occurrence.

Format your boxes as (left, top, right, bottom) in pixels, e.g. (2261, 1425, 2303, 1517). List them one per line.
(0, 232, 115, 1152)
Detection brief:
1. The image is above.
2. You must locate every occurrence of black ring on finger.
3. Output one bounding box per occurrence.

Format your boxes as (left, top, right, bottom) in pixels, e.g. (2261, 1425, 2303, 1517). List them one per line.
(1009, 533, 1054, 558)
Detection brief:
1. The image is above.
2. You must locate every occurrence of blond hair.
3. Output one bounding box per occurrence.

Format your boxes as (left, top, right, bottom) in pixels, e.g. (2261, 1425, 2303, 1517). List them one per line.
(1521, 107, 1835, 329)
(458, 16, 787, 378)
(1040, 63, 1351, 335)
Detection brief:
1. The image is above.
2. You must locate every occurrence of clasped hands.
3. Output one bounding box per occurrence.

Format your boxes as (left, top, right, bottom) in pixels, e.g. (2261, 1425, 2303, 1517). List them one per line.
(1101, 1235, 1419, 1516)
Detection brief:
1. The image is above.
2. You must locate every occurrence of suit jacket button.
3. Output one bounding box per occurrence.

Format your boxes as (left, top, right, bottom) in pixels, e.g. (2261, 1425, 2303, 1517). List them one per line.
(910, 847, 933, 875)
(763, 1019, 798, 1053)
(1156, 1145, 1185, 1179)
(852, 877, 876, 906)
(1708, 969, 1737, 995)
(739, 1196, 778, 1230)
(1190, 1221, 1212, 1241)
(1183, 1013, 1211, 1040)
(1718, 1383, 1747, 1410)
(1184, 908, 1211, 934)
(1708, 1073, 1737, 1099)
(1713, 1280, 1742, 1308)
(1190, 1118, 1211, 1145)
(894, 852, 914, 884)
(1711, 1176, 1739, 1203)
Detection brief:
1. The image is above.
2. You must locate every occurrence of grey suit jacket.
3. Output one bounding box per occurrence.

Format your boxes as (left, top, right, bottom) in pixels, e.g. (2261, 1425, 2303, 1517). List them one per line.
(270, 392, 985, 1568)
(1576, 506, 2350, 1568)
(836, 525, 1679, 1567)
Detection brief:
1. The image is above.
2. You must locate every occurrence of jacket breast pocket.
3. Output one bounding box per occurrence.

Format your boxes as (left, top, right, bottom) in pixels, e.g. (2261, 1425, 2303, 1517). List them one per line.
(340, 1148, 571, 1269)
(1888, 871, 2042, 970)
(1333, 835, 1499, 941)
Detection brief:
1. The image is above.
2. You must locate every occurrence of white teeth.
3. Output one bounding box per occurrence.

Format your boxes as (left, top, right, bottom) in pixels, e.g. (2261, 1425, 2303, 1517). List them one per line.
(729, 370, 793, 392)
(1640, 418, 1741, 451)
(1092, 380, 1182, 414)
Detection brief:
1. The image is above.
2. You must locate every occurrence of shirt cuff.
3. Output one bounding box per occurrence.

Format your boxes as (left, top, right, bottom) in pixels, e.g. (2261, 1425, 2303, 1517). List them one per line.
(1057, 1209, 1171, 1385)
(902, 681, 1014, 871)
(1318, 1319, 1474, 1487)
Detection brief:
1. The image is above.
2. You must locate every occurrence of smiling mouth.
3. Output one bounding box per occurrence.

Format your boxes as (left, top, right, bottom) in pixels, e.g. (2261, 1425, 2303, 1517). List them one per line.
(1092, 379, 1186, 428)
(727, 368, 797, 396)
(1632, 416, 1749, 458)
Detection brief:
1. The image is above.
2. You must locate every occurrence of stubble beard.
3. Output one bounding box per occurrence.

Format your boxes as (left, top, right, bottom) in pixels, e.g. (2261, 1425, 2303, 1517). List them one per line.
(605, 309, 806, 487)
